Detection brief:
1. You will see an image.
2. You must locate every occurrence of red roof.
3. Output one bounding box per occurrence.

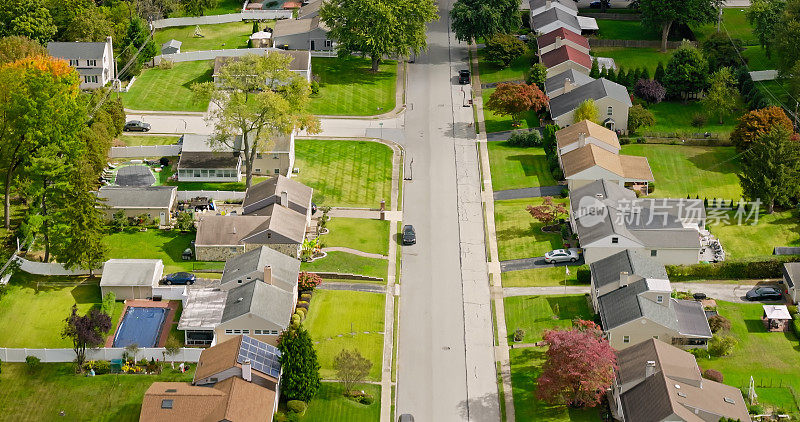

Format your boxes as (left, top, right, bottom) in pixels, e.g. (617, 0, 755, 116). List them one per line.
(537, 27, 590, 50)
(540, 45, 592, 69)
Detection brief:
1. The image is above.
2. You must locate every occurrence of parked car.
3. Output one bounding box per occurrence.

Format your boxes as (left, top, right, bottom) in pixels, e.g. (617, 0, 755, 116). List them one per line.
(746, 286, 783, 301)
(163, 272, 196, 285)
(458, 69, 470, 84)
(124, 120, 151, 132)
(402, 225, 416, 245)
(543, 248, 580, 263)
(589, 0, 611, 8)
(399, 415, 415, 422)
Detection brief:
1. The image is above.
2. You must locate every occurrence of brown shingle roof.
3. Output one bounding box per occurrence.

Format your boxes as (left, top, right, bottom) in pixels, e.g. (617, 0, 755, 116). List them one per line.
(555, 120, 620, 150)
(540, 45, 592, 69)
(194, 335, 243, 382)
(208, 377, 277, 421)
(561, 144, 653, 181)
(619, 155, 655, 181)
(195, 215, 271, 247)
(537, 27, 590, 50)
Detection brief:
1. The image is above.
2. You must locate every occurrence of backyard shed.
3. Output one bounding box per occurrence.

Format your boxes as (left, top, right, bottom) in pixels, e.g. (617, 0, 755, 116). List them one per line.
(100, 259, 164, 301)
(762, 304, 792, 332)
(161, 39, 181, 55)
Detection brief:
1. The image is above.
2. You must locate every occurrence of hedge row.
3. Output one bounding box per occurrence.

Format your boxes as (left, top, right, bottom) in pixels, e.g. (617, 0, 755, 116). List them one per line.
(666, 256, 799, 281)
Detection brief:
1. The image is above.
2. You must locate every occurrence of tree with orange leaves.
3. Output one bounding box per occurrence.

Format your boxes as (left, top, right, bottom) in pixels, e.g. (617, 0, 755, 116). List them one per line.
(486, 82, 549, 127)
(730, 106, 794, 151)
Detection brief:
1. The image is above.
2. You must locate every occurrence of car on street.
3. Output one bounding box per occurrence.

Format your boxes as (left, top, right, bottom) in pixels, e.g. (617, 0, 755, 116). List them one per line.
(124, 120, 151, 132)
(399, 415, 415, 422)
(543, 248, 580, 263)
(163, 272, 196, 285)
(589, 0, 611, 8)
(402, 225, 416, 245)
(458, 69, 470, 84)
(745, 286, 783, 301)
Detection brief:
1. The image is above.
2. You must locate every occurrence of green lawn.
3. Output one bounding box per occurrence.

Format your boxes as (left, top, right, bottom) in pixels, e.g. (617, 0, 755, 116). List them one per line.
(742, 45, 777, 71)
(297, 382, 381, 421)
(309, 57, 397, 116)
(120, 61, 212, 112)
(118, 135, 180, 146)
(301, 251, 389, 281)
(709, 209, 800, 259)
(494, 198, 568, 261)
(620, 144, 743, 199)
(0, 273, 123, 348)
(0, 363, 194, 421)
(645, 100, 743, 136)
(482, 88, 541, 133)
(487, 142, 556, 191)
(170, 0, 243, 16)
(756, 79, 790, 107)
(154, 21, 258, 52)
(693, 8, 756, 45)
(477, 47, 537, 85)
(595, 20, 660, 40)
(510, 348, 602, 422)
(590, 47, 672, 75)
(504, 294, 593, 343)
(502, 267, 583, 288)
(294, 139, 394, 209)
(303, 290, 385, 381)
(696, 301, 800, 414)
(320, 217, 390, 256)
(103, 229, 203, 273)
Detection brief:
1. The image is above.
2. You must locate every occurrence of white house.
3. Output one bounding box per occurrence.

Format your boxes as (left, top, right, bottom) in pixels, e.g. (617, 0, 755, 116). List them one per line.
(47, 37, 115, 89)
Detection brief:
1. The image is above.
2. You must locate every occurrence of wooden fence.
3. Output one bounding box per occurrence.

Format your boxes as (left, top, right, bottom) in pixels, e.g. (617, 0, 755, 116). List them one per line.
(589, 39, 694, 49)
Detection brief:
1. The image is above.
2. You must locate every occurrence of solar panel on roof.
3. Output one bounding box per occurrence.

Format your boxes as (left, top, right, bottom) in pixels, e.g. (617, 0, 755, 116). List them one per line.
(237, 335, 282, 378)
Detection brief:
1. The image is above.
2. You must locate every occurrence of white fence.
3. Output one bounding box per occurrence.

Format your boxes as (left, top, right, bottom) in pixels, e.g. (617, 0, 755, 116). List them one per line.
(0, 347, 203, 363)
(177, 190, 246, 201)
(14, 256, 99, 276)
(110, 145, 182, 158)
(154, 47, 300, 65)
(150, 10, 293, 29)
(152, 286, 189, 302)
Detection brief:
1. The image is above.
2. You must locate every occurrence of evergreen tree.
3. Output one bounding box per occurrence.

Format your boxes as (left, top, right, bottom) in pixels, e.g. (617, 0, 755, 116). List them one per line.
(589, 58, 600, 79)
(606, 66, 616, 82)
(739, 125, 800, 214)
(654, 61, 666, 83)
(640, 67, 650, 81)
(277, 326, 321, 402)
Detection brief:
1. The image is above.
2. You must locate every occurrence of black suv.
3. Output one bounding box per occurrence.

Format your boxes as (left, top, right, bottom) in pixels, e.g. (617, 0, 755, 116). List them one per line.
(458, 69, 470, 85)
(124, 120, 151, 132)
(163, 272, 196, 285)
(402, 225, 416, 245)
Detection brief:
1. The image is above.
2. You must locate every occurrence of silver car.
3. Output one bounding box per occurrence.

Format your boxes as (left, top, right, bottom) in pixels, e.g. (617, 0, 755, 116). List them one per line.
(543, 248, 580, 263)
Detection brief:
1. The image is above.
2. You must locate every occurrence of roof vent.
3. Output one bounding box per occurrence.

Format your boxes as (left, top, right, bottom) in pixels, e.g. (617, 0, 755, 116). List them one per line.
(674, 384, 681, 389)
(235, 297, 244, 303)
(232, 225, 237, 234)
(595, 193, 604, 199)
(165, 388, 177, 393)
(724, 397, 735, 404)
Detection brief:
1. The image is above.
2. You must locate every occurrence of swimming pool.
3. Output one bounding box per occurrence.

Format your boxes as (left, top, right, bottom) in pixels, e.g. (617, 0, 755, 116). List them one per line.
(113, 307, 168, 348)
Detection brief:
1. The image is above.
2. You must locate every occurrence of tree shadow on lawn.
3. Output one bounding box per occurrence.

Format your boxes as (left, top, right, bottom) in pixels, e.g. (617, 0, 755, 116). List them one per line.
(505, 154, 548, 177)
(71, 282, 102, 304)
(181, 67, 214, 89)
(685, 150, 740, 175)
(545, 296, 592, 321)
(744, 318, 768, 333)
(157, 231, 195, 264)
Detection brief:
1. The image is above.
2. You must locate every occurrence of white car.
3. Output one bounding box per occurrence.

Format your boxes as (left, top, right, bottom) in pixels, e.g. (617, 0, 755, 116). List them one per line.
(543, 248, 580, 263)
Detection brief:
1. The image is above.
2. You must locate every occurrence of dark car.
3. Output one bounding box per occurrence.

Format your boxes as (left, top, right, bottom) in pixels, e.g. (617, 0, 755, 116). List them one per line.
(589, 0, 611, 8)
(458, 69, 470, 84)
(164, 272, 196, 285)
(124, 120, 151, 132)
(402, 225, 416, 245)
(399, 415, 415, 422)
(746, 286, 783, 301)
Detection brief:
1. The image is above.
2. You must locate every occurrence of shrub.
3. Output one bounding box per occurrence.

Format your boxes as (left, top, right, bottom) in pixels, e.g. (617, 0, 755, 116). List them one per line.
(298, 272, 323, 291)
(527, 63, 548, 86)
(748, 404, 764, 414)
(634, 79, 666, 105)
(83, 360, 111, 375)
(513, 329, 525, 342)
(708, 315, 731, 333)
(295, 308, 306, 319)
(788, 305, 798, 316)
(619, 137, 631, 145)
(287, 400, 307, 415)
(689, 348, 710, 359)
(485, 33, 526, 67)
(310, 80, 320, 96)
(291, 314, 301, 328)
(648, 182, 656, 194)
(101, 292, 116, 317)
(709, 334, 737, 357)
(297, 301, 309, 310)
(576, 268, 591, 284)
(560, 187, 569, 198)
(666, 257, 800, 281)
(560, 225, 569, 240)
(793, 318, 800, 338)
(358, 395, 374, 405)
(300, 293, 312, 302)
(506, 130, 542, 147)
(25, 356, 41, 372)
(627, 104, 655, 133)
(691, 113, 707, 127)
(0, 357, 3, 374)
(158, 59, 174, 70)
(703, 369, 724, 382)
(636, 137, 646, 144)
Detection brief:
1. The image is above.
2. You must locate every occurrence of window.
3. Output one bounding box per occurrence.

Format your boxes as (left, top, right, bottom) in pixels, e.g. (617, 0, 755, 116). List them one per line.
(84, 75, 98, 84)
(225, 329, 233, 334)
(229, 247, 237, 252)
(87, 59, 97, 66)
(656, 295, 664, 303)
(242, 330, 250, 334)
(623, 335, 630, 343)
(161, 399, 173, 409)
(238, 280, 243, 284)
(650, 250, 658, 257)
(254, 168, 261, 173)
(611, 237, 619, 244)
(271, 330, 278, 335)
(256, 153, 263, 159)
(233, 329, 242, 334)
(274, 168, 280, 174)
(607, 106, 613, 116)
(325, 39, 333, 48)
(254, 329, 263, 334)
(69, 59, 78, 66)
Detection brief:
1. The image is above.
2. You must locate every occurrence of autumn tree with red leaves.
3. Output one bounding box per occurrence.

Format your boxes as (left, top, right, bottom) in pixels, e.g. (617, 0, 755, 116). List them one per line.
(536, 320, 617, 408)
(730, 106, 793, 151)
(485, 82, 548, 126)
(527, 196, 568, 227)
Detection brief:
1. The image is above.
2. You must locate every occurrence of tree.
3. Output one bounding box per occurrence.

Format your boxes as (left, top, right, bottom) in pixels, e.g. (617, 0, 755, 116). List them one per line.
(174, 211, 195, 232)
(320, 0, 438, 71)
(771, 0, 800, 74)
(125, 343, 141, 362)
(536, 320, 617, 408)
(135, 0, 180, 22)
(298, 271, 323, 291)
(701, 67, 738, 123)
(164, 337, 181, 369)
(701, 33, 745, 72)
(589, 58, 601, 79)
(334, 349, 372, 393)
(0, 36, 46, 65)
(62, 304, 112, 369)
(654, 61, 666, 84)
(738, 125, 800, 214)
(663, 41, 709, 100)
(182, 0, 219, 17)
(0, 0, 57, 44)
(526, 196, 568, 227)
(708, 334, 738, 356)
(118, 17, 158, 78)
(708, 315, 731, 333)
(450, 0, 520, 44)
(748, 0, 786, 59)
(527, 63, 548, 86)
(193, 53, 321, 188)
(484, 33, 526, 68)
(573, 99, 600, 124)
(61, 6, 115, 43)
(634, 79, 666, 105)
(277, 326, 321, 402)
(485, 82, 548, 126)
(730, 106, 793, 150)
(627, 104, 656, 133)
(638, 0, 722, 52)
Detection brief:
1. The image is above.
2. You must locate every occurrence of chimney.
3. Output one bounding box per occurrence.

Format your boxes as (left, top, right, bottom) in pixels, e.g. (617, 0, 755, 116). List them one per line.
(578, 132, 586, 148)
(619, 271, 630, 288)
(280, 190, 288, 208)
(263, 265, 273, 285)
(555, 36, 563, 49)
(645, 361, 656, 378)
(563, 77, 574, 94)
(242, 360, 252, 382)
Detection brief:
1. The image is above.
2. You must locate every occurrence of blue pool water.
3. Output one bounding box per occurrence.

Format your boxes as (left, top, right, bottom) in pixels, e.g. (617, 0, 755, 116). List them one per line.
(112, 307, 167, 348)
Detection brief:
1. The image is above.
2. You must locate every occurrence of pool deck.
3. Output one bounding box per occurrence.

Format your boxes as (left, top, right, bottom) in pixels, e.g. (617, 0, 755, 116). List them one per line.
(105, 299, 179, 348)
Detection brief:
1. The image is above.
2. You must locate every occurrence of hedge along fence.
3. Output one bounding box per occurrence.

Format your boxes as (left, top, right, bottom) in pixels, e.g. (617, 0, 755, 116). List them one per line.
(666, 256, 800, 281)
(588, 39, 694, 49)
(619, 136, 733, 146)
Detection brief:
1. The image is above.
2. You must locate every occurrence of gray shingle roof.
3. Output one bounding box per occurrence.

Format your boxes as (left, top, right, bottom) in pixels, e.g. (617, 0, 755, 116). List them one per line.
(544, 69, 595, 95)
(162, 39, 182, 49)
(549, 78, 632, 118)
(784, 263, 800, 288)
(620, 372, 675, 422)
(530, 0, 578, 12)
(531, 8, 581, 33)
(47, 41, 107, 59)
(590, 250, 668, 290)
(100, 259, 163, 287)
(673, 299, 713, 337)
(598, 279, 649, 330)
(220, 246, 300, 292)
(178, 152, 241, 169)
(242, 175, 313, 214)
(775, 247, 800, 255)
(221, 280, 294, 327)
(630, 229, 701, 249)
(97, 186, 176, 209)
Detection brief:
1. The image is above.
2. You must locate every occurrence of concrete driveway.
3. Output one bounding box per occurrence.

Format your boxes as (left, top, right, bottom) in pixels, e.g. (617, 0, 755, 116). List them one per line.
(672, 282, 783, 303)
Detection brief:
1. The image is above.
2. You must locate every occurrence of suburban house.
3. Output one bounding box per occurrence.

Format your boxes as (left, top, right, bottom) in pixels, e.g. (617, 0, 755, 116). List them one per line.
(556, 119, 620, 157)
(531, 8, 582, 35)
(548, 78, 632, 132)
(47, 37, 115, 89)
(242, 175, 313, 223)
(782, 263, 800, 303)
(559, 143, 653, 191)
(212, 49, 312, 84)
(611, 338, 751, 422)
(96, 186, 177, 225)
(214, 279, 295, 345)
(219, 246, 300, 300)
(544, 69, 595, 98)
(99, 259, 164, 301)
(569, 179, 708, 265)
(161, 39, 181, 55)
(140, 335, 281, 421)
(589, 249, 668, 312)
(271, 16, 333, 51)
(177, 134, 243, 183)
(249, 132, 296, 178)
(537, 27, 591, 56)
(178, 288, 228, 346)
(541, 44, 593, 78)
(529, 0, 578, 17)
